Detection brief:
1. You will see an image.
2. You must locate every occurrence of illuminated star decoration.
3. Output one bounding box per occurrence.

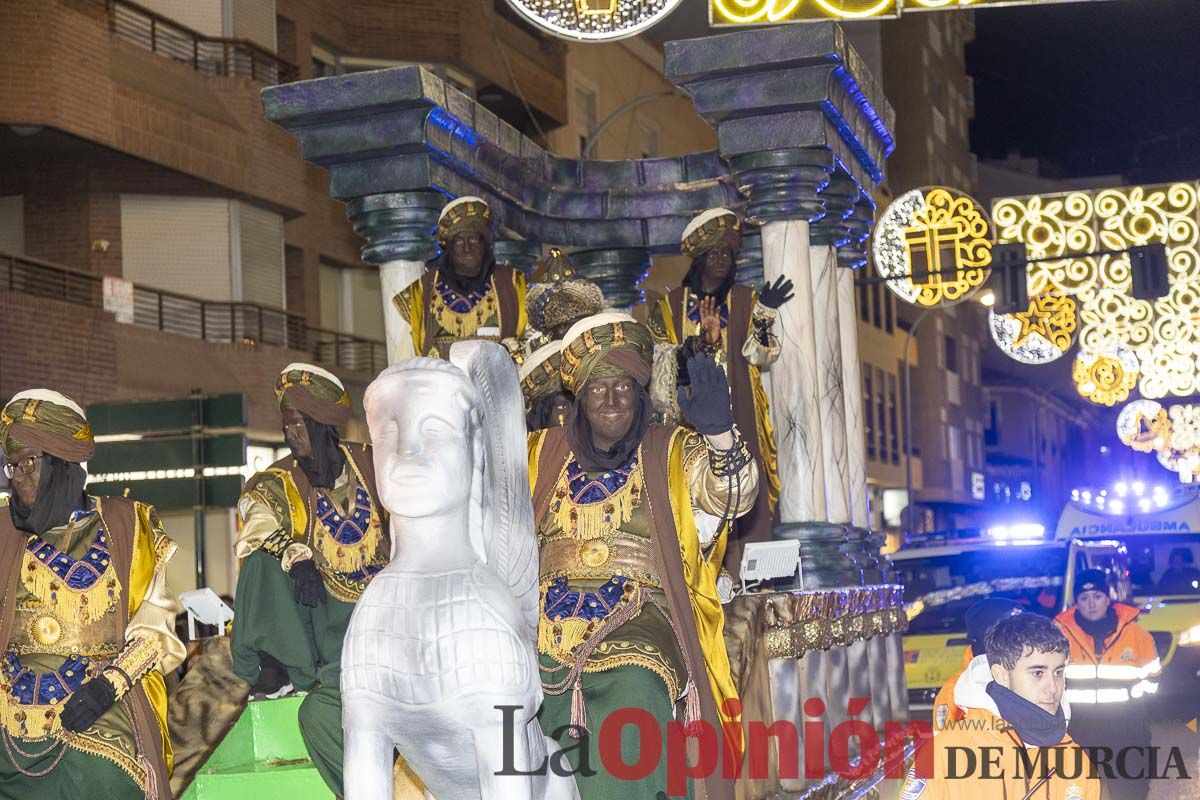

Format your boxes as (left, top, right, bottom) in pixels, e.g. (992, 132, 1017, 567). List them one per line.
(988, 292, 1076, 365)
(1014, 293, 1075, 350)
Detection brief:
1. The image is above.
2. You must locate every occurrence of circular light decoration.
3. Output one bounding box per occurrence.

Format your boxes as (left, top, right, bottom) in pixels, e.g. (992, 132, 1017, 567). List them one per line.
(1116, 399, 1169, 453)
(871, 186, 992, 308)
(1072, 344, 1139, 406)
(989, 292, 1077, 364)
(502, 0, 683, 41)
(1157, 447, 1200, 484)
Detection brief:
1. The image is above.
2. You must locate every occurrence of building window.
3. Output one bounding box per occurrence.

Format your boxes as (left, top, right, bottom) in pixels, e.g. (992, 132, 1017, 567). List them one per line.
(864, 368, 875, 461)
(876, 367, 887, 466)
(887, 373, 900, 465)
(859, 279, 870, 323)
(884, 291, 894, 333)
(872, 283, 883, 328)
(945, 335, 958, 373)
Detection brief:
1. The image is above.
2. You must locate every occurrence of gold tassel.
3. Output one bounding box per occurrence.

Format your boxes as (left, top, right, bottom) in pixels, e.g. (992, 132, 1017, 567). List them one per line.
(20, 553, 120, 626)
(552, 467, 642, 541)
(313, 516, 383, 575)
(555, 617, 592, 657)
(568, 680, 588, 738)
(683, 679, 702, 727)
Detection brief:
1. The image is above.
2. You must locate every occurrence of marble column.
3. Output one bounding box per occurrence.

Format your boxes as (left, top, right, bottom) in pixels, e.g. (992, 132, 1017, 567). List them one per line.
(346, 192, 442, 365)
(761, 220, 827, 523)
(808, 244, 849, 524)
(838, 267, 869, 530)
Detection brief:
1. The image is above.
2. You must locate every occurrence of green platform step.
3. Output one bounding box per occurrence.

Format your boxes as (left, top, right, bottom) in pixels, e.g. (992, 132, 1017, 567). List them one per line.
(181, 695, 333, 800)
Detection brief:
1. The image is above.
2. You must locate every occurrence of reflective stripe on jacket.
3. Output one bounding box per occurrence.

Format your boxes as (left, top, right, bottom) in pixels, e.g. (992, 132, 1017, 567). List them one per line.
(1054, 603, 1159, 706)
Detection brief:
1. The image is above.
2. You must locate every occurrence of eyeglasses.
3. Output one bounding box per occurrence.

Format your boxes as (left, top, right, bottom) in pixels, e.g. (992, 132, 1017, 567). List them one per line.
(3, 455, 42, 480)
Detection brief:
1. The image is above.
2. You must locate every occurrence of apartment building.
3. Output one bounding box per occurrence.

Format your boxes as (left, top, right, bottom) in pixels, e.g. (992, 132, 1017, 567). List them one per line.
(845, 12, 990, 535)
(0, 0, 714, 594)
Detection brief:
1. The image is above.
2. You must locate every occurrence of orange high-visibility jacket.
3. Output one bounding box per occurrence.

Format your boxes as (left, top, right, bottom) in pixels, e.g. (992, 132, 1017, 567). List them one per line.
(1054, 604, 1160, 707)
(932, 646, 974, 732)
(900, 706, 1102, 800)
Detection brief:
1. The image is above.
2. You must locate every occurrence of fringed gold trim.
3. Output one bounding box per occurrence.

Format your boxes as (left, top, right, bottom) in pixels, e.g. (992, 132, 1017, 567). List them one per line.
(20, 551, 121, 627)
(549, 458, 644, 541)
(110, 637, 162, 697)
(430, 282, 499, 340)
(313, 515, 384, 576)
(312, 452, 388, 577)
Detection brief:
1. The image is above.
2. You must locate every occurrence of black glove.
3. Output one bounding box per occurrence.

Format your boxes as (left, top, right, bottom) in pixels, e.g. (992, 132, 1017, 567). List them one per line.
(676, 353, 734, 435)
(759, 276, 796, 309)
(61, 675, 117, 732)
(289, 559, 328, 608)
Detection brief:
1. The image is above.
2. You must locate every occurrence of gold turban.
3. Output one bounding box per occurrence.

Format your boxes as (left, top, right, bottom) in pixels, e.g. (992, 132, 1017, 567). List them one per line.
(518, 342, 564, 409)
(681, 207, 742, 258)
(526, 249, 605, 334)
(559, 313, 653, 393)
(0, 390, 95, 462)
(436, 196, 493, 246)
(275, 362, 352, 426)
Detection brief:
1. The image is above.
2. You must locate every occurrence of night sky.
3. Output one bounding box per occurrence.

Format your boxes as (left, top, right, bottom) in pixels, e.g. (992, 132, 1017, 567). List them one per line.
(967, 0, 1200, 184)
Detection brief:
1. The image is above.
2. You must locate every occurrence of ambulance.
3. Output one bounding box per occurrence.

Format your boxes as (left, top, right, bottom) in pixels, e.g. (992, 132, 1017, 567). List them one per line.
(894, 527, 1132, 715)
(1054, 483, 1200, 715)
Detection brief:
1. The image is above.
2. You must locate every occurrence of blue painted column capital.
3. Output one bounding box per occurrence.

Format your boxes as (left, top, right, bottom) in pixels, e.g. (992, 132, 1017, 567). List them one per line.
(570, 248, 651, 310)
(346, 191, 444, 265)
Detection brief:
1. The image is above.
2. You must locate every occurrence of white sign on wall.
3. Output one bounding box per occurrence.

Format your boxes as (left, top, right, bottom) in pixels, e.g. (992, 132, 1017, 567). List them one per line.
(102, 275, 135, 324)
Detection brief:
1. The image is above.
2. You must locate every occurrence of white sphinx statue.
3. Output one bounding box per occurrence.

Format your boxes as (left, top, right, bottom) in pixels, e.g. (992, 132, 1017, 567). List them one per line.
(342, 340, 579, 800)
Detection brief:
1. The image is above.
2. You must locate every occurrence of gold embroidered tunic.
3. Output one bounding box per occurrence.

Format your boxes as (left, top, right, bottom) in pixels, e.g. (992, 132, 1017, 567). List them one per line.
(393, 266, 528, 359)
(0, 499, 184, 789)
(531, 430, 758, 699)
(234, 444, 389, 604)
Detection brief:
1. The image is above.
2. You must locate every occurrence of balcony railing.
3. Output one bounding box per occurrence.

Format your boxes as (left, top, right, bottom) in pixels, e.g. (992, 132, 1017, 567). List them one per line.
(105, 0, 298, 85)
(1, 253, 385, 376)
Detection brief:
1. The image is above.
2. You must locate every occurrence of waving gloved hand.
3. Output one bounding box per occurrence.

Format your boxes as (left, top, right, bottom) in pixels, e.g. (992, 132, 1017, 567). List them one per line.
(61, 675, 117, 732)
(759, 276, 796, 309)
(676, 353, 734, 435)
(289, 558, 328, 608)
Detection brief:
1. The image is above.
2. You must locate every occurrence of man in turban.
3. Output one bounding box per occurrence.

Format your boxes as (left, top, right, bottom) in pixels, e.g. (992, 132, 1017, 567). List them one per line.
(522, 248, 605, 352)
(520, 342, 573, 431)
(648, 208, 794, 578)
(230, 363, 399, 797)
(529, 313, 758, 799)
(0, 390, 184, 798)
(393, 196, 528, 358)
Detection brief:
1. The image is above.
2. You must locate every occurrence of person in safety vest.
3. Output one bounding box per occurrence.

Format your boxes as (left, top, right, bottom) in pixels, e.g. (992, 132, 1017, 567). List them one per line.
(1055, 569, 1158, 800)
(932, 598, 1023, 732)
(899, 613, 1101, 800)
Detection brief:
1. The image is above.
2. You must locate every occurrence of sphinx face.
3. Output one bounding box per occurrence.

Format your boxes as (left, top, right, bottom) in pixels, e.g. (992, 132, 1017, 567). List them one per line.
(369, 372, 475, 518)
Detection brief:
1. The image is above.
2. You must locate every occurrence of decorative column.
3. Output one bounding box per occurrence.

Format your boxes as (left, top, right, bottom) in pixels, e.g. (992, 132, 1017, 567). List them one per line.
(732, 149, 832, 523)
(735, 226, 764, 289)
(838, 196, 875, 528)
(667, 24, 897, 790)
(570, 248, 651, 310)
(346, 192, 442, 364)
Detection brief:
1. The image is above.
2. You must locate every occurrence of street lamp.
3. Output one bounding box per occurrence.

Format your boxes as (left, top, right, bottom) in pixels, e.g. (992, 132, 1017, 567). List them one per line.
(901, 292, 993, 534)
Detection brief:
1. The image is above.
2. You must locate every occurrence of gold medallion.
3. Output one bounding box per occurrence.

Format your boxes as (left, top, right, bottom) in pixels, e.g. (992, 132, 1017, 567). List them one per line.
(33, 614, 63, 646)
(579, 540, 610, 569)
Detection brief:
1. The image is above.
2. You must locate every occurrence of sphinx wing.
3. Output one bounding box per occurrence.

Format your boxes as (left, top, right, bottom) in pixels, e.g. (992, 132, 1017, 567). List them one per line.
(449, 340, 540, 641)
